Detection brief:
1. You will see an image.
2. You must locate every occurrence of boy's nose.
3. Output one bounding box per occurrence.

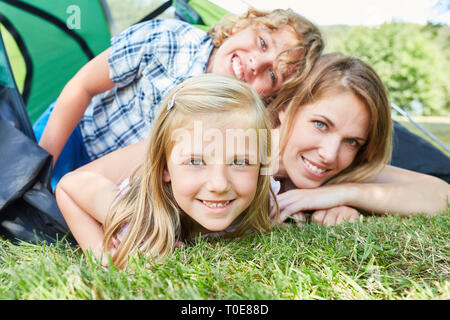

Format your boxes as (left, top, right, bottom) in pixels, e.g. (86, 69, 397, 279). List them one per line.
(206, 165, 231, 193)
(249, 54, 273, 75)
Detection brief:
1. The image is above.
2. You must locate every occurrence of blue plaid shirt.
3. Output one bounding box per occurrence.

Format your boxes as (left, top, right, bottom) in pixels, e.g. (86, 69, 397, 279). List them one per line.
(79, 19, 214, 160)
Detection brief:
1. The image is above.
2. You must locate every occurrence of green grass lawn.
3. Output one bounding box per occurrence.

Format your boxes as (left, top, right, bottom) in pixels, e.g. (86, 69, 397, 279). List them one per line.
(1, 211, 449, 300)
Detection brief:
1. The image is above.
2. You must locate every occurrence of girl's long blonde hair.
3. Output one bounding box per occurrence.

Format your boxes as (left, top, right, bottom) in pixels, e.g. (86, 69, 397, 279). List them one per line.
(208, 7, 324, 102)
(103, 74, 274, 269)
(270, 52, 393, 185)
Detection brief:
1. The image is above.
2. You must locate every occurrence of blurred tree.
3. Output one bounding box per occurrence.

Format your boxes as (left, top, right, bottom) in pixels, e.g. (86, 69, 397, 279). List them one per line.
(325, 23, 449, 116)
(106, 0, 173, 33)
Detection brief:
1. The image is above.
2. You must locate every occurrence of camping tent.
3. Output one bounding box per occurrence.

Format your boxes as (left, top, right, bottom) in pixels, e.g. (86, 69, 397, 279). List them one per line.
(0, 0, 111, 123)
(0, 31, 73, 243)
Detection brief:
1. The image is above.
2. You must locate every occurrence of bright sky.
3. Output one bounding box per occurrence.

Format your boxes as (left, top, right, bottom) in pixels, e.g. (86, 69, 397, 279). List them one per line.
(210, 0, 450, 25)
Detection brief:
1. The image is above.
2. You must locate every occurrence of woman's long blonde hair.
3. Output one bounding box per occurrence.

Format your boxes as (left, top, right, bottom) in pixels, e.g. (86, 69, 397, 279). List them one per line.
(103, 74, 274, 269)
(270, 52, 393, 185)
(208, 7, 324, 102)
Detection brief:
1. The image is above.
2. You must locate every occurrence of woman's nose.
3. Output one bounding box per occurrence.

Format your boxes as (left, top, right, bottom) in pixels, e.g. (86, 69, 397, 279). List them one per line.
(318, 139, 340, 164)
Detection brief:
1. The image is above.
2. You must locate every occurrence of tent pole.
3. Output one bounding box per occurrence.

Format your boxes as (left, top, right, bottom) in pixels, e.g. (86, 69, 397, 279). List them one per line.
(99, 0, 118, 36)
(391, 102, 450, 153)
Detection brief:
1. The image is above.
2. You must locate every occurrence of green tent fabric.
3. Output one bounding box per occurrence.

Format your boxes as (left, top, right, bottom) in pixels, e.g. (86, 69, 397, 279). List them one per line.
(0, 28, 34, 139)
(0, 29, 16, 89)
(0, 0, 111, 123)
(175, 0, 229, 31)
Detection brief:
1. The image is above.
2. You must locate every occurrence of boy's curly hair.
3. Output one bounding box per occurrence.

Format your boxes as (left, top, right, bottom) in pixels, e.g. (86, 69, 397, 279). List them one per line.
(208, 7, 324, 104)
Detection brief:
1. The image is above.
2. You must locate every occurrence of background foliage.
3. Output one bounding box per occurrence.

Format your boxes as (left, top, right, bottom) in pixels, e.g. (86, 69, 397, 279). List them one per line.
(105, 1, 450, 116)
(322, 23, 450, 116)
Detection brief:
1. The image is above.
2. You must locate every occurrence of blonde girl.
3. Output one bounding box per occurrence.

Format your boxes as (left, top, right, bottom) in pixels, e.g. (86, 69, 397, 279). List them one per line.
(55, 74, 275, 269)
(269, 53, 449, 225)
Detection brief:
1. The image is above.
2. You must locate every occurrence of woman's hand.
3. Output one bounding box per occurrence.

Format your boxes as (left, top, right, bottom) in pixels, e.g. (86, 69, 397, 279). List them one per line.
(270, 187, 362, 227)
(311, 206, 361, 226)
(271, 187, 349, 225)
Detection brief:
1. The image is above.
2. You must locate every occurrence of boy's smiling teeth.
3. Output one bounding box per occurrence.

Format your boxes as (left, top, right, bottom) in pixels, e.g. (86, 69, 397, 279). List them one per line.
(231, 56, 244, 81)
(303, 157, 327, 174)
(201, 200, 232, 208)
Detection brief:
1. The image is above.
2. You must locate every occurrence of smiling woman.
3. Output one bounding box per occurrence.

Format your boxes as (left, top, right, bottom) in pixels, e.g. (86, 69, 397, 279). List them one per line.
(277, 91, 371, 189)
(269, 52, 450, 226)
(272, 52, 392, 187)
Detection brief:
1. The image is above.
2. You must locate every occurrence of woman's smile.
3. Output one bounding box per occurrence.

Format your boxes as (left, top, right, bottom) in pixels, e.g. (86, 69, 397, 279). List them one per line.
(277, 91, 370, 189)
(301, 156, 330, 178)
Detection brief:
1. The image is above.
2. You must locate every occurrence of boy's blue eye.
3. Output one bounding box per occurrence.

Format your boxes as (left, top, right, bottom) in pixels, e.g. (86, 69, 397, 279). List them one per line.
(259, 37, 267, 50)
(269, 71, 276, 84)
(314, 121, 326, 130)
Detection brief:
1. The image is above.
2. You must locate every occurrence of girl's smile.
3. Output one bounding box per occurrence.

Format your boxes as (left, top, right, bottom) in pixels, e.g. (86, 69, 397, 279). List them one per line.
(199, 199, 234, 209)
(197, 199, 235, 215)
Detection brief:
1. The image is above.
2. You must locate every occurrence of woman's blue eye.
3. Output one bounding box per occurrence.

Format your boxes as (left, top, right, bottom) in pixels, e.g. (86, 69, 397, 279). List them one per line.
(345, 139, 359, 147)
(314, 121, 326, 130)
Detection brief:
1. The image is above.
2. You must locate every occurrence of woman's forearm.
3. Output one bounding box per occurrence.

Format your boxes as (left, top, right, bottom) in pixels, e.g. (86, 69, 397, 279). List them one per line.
(343, 174, 449, 216)
(275, 166, 449, 222)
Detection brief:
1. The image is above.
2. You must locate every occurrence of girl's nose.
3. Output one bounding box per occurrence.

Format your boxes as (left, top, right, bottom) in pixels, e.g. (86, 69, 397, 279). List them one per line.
(206, 165, 231, 193)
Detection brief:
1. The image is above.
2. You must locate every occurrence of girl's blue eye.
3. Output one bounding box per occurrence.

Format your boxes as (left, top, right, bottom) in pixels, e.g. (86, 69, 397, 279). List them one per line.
(189, 158, 204, 166)
(314, 121, 326, 130)
(233, 158, 248, 166)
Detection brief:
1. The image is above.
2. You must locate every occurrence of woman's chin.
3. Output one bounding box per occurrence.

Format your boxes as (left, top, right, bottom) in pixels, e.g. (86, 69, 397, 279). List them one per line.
(291, 175, 325, 189)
